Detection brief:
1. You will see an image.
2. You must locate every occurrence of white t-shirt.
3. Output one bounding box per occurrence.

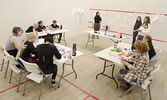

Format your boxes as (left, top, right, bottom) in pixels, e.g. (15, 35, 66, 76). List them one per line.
(138, 24, 151, 36)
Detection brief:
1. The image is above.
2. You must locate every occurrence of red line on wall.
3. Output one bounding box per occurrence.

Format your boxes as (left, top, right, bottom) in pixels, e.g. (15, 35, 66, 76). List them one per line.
(89, 8, 167, 16)
(88, 26, 167, 44)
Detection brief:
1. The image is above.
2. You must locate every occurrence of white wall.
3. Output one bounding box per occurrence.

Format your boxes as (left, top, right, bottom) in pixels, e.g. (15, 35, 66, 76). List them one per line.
(89, 0, 167, 51)
(0, 0, 167, 51)
(0, 0, 96, 47)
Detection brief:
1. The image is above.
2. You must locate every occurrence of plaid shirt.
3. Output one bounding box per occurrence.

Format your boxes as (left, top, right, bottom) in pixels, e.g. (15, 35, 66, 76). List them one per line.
(124, 53, 149, 83)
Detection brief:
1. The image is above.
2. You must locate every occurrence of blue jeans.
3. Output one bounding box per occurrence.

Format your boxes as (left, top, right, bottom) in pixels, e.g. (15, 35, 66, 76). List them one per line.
(132, 31, 138, 44)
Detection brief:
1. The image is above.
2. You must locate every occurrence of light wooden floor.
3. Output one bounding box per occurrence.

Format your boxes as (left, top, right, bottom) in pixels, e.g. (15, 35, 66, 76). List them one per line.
(0, 34, 167, 100)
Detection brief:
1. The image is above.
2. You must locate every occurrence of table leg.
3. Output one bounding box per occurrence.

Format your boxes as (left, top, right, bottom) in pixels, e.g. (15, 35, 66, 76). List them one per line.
(111, 64, 118, 88)
(58, 63, 65, 88)
(63, 32, 67, 46)
(71, 60, 77, 78)
(86, 34, 94, 47)
(96, 61, 118, 88)
(96, 61, 107, 79)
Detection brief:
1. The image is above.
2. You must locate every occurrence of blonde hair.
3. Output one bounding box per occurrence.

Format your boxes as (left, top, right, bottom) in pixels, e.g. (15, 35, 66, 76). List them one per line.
(134, 41, 150, 54)
(16, 33, 36, 59)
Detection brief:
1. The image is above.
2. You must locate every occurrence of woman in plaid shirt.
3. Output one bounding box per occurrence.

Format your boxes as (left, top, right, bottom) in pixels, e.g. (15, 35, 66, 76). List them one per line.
(118, 41, 150, 89)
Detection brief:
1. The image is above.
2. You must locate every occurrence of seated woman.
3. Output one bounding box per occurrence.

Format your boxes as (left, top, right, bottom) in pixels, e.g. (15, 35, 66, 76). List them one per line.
(26, 24, 38, 33)
(16, 32, 37, 63)
(117, 41, 150, 90)
(143, 35, 156, 60)
(36, 21, 46, 32)
(5, 27, 23, 57)
(36, 34, 61, 85)
(50, 20, 62, 43)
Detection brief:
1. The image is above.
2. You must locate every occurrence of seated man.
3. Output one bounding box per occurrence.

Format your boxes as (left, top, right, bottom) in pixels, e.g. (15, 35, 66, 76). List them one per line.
(36, 34, 61, 84)
(117, 41, 150, 90)
(50, 20, 62, 43)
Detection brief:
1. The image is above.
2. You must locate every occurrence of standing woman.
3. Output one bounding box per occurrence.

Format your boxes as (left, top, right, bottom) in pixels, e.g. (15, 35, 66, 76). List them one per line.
(94, 11, 102, 39)
(137, 16, 151, 41)
(132, 16, 142, 44)
(5, 27, 23, 57)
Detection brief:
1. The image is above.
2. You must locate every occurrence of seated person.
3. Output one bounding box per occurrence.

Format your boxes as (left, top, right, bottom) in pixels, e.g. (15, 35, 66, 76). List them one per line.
(26, 24, 38, 33)
(5, 27, 23, 57)
(143, 35, 156, 60)
(36, 34, 61, 84)
(117, 41, 150, 90)
(51, 20, 62, 43)
(16, 32, 37, 63)
(36, 21, 46, 32)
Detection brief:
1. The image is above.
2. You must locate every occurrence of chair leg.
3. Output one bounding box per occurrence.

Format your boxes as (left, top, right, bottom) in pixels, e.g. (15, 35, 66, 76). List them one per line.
(119, 84, 136, 97)
(1, 59, 5, 71)
(23, 73, 28, 96)
(148, 84, 152, 100)
(4, 61, 9, 78)
(9, 70, 13, 83)
(38, 79, 44, 100)
(17, 69, 23, 92)
(140, 87, 144, 100)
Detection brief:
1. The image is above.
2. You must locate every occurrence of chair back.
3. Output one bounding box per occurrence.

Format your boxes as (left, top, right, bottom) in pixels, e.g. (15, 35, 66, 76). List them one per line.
(147, 64, 161, 81)
(149, 54, 160, 68)
(19, 58, 41, 74)
(0, 45, 4, 54)
(4, 50, 18, 65)
(157, 49, 162, 55)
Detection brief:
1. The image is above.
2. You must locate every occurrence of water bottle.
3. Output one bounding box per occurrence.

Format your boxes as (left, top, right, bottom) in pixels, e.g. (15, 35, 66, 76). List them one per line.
(60, 25, 62, 29)
(72, 43, 77, 56)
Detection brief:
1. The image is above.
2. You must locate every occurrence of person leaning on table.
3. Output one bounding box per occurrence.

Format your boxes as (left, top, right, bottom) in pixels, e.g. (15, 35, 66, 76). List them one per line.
(117, 41, 150, 90)
(36, 34, 61, 85)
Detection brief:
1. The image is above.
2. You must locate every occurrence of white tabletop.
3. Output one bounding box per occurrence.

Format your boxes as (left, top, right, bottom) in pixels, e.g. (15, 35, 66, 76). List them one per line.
(37, 29, 68, 37)
(94, 42, 132, 66)
(33, 39, 83, 64)
(85, 30, 126, 41)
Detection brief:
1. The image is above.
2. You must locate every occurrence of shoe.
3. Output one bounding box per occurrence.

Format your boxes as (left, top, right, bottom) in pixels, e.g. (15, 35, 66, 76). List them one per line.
(51, 81, 56, 85)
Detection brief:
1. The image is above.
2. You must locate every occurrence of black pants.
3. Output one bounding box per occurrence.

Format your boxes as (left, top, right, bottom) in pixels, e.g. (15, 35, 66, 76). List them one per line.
(57, 33, 62, 42)
(7, 49, 18, 57)
(42, 64, 58, 80)
(132, 31, 138, 44)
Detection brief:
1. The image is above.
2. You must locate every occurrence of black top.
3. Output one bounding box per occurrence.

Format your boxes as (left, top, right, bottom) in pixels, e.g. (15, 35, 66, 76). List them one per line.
(134, 21, 142, 30)
(37, 25, 46, 32)
(21, 41, 37, 61)
(51, 24, 59, 28)
(26, 26, 38, 33)
(147, 41, 156, 59)
(36, 44, 61, 71)
(94, 16, 102, 23)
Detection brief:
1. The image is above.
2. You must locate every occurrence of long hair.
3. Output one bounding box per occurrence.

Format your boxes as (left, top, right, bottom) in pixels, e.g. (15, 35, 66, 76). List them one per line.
(16, 33, 37, 60)
(16, 39, 27, 60)
(135, 16, 142, 25)
(143, 16, 151, 25)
